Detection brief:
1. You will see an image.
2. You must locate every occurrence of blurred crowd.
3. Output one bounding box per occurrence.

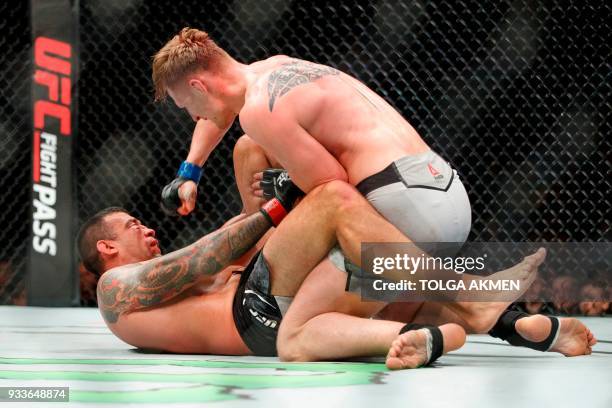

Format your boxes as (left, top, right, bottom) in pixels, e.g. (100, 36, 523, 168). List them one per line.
(518, 270, 611, 316)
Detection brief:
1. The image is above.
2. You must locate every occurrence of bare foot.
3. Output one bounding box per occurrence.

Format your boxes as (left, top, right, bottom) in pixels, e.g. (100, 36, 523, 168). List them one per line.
(587, 328, 597, 347)
(450, 248, 547, 333)
(385, 323, 466, 370)
(386, 329, 429, 370)
(491, 247, 545, 286)
(549, 318, 597, 356)
(516, 315, 597, 356)
(459, 247, 545, 301)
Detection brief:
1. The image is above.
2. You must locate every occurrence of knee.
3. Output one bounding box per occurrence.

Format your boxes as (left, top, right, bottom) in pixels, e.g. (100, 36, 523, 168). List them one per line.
(276, 325, 309, 362)
(313, 180, 364, 212)
(277, 342, 306, 362)
(233, 134, 259, 160)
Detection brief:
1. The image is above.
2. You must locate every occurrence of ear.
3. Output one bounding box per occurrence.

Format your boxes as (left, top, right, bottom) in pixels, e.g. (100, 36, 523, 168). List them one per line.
(189, 78, 207, 93)
(96, 240, 118, 256)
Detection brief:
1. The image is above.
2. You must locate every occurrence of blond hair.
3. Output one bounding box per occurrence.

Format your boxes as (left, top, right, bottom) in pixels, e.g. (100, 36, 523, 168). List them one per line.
(152, 27, 228, 101)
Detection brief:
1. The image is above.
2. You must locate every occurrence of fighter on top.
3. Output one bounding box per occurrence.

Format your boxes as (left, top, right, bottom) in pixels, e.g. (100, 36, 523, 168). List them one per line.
(154, 27, 470, 249)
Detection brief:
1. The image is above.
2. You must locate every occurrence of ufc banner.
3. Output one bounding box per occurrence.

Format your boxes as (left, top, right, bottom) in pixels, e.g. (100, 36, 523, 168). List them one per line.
(28, 0, 78, 305)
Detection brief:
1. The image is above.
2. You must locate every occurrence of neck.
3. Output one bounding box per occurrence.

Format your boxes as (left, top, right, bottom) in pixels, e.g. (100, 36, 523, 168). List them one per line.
(219, 60, 253, 113)
(103, 254, 143, 274)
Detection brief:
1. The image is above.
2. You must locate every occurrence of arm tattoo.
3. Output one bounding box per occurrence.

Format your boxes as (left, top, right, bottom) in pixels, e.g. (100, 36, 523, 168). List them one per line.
(267, 61, 339, 111)
(97, 212, 270, 323)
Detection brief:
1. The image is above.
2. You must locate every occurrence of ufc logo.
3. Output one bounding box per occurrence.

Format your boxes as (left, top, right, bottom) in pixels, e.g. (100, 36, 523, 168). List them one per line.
(33, 37, 72, 136)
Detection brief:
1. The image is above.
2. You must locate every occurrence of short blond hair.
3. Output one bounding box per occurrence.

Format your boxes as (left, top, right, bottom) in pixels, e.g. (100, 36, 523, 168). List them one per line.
(152, 27, 228, 101)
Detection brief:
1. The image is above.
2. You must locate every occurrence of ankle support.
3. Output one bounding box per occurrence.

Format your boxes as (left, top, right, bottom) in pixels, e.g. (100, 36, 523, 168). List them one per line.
(399, 323, 444, 366)
(488, 310, 560, 352)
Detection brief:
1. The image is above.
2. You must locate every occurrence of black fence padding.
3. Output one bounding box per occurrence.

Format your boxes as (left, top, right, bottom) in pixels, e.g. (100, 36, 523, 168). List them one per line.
(1, 1, 610, 307)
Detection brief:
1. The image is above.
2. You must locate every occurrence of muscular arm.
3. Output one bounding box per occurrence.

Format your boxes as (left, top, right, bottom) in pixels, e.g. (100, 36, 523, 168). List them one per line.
(241, 61, 348, 192)
(244, 117, 348, 193)
(97, 212, 270, 324)
(185, 118, 232, 166)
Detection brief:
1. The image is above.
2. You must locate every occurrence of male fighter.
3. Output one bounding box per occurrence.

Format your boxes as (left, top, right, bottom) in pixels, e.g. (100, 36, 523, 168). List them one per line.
(79, 178, 592, 368)
(154, 27, 488, 329)
(80, 180, 473, 368)
(154, 27, 471, 250)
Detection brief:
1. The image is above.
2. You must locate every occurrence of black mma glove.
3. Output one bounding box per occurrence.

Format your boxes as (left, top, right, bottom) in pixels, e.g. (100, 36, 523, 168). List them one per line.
(161, 161, 202, 216)
(259, 169, 305, 226)
(161, 177, 188, 215)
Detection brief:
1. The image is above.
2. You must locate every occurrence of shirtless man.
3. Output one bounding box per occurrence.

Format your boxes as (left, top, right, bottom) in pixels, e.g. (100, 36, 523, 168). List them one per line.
(154, 27, 482, 331)
(144, 29, 595, 360)
(79, 176, 593, 367)
(80, 180, 476, 368)
(154, 28, 470, 250)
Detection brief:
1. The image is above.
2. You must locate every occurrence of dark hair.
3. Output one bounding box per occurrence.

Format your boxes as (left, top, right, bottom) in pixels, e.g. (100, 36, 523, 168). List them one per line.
(76, 207, 128, 276)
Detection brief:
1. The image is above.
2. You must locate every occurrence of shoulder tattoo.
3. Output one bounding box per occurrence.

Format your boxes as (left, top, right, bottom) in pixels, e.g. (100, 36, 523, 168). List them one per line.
(267, 61, 340, 111)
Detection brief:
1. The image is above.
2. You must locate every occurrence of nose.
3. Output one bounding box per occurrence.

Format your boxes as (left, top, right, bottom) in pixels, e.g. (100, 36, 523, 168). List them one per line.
(144, 227, 156, 237)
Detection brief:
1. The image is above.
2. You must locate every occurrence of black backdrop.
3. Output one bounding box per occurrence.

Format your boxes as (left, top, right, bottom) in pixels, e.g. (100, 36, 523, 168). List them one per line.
(1, 1, 610, 304)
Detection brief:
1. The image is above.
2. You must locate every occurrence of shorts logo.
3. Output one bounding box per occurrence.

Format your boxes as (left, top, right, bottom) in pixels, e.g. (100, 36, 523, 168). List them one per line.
(428, 163, 444, 180)
(248, 308, 278, 328)
(244, 290, 279, 329)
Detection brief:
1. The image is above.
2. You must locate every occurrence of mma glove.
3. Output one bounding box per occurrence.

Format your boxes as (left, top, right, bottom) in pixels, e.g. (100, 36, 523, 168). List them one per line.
(259, 169, 304, 226)
(161, 161, 202, 216)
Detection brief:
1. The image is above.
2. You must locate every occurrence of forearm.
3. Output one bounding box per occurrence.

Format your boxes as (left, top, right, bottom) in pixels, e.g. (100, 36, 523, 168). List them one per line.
(185, 118, 230, 166)
(221, 213, 248, 228)
(97, 211, 271, 323)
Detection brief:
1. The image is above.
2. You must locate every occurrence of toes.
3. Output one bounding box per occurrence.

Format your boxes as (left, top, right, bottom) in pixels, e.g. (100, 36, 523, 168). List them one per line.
(522, 254, 535, 266)
(534, 247, 547, 265)
(386, 357, 403, 370)
(523, 248, 546, 268)
(395, 334, 411, 349)
(521, 257, 535, 268)
(389, 340, 403, 356)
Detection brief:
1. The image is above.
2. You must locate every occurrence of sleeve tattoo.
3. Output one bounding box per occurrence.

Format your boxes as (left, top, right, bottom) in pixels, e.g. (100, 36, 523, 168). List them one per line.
(267, 61, 339, 111)
(97, 212, 270, 323)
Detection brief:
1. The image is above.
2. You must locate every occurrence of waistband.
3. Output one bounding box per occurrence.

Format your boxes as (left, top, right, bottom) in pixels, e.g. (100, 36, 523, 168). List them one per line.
(356, 161, 399, 196)
(356, 152, 454, 196)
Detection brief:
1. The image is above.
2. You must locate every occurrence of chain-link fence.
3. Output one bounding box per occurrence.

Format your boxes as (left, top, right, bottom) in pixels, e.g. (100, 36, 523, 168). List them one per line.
(1, 1, 610, 309)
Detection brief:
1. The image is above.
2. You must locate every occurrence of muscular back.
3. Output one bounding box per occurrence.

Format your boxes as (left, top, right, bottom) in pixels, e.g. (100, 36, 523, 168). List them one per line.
(240, 57, 430, 190)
